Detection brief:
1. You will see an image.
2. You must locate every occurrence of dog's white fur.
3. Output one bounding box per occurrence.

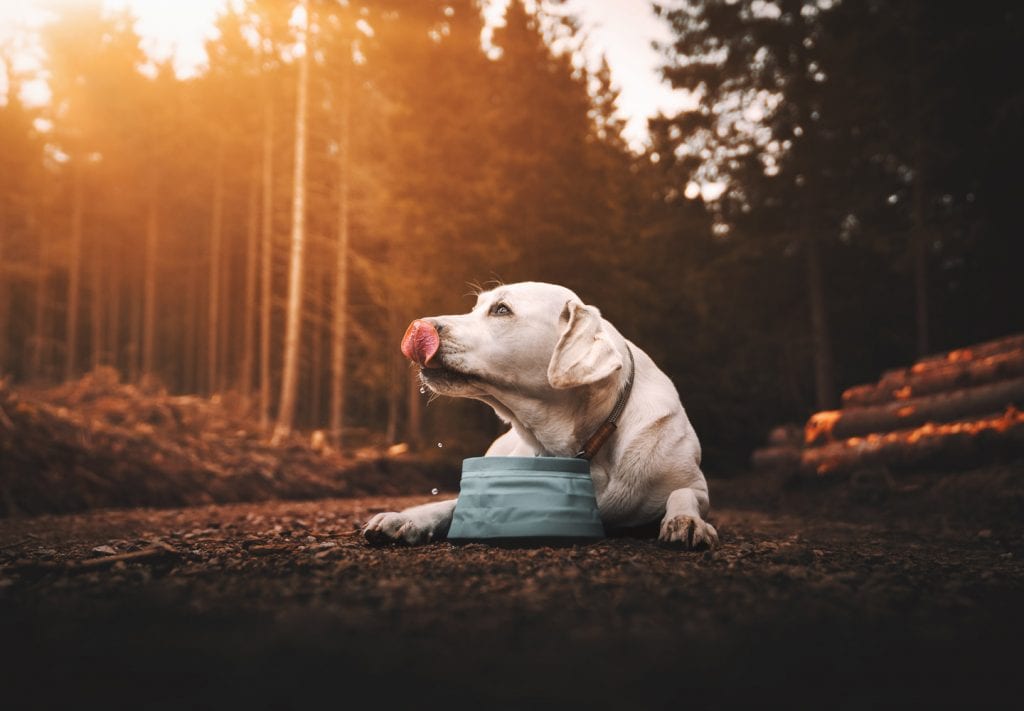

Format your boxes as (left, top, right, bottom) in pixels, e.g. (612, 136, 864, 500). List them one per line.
(363, 282, 718, 549)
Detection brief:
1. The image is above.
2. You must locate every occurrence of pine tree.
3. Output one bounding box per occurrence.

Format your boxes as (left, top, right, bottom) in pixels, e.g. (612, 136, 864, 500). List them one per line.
(328, 9, 354, 450)
(272, 0, 311, 444)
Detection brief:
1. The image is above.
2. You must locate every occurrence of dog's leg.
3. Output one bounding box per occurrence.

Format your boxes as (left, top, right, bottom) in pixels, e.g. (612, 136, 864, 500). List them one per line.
(659, 487, 719, 550)
(363, 499, 457, 546)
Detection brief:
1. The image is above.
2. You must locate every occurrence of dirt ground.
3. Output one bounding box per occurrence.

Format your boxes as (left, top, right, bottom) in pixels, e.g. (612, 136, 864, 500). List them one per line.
(2, 466, 1023, 708)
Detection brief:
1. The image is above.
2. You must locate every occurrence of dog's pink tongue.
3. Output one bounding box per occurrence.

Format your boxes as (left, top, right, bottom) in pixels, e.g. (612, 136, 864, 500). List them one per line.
(400, 319, 441, 368)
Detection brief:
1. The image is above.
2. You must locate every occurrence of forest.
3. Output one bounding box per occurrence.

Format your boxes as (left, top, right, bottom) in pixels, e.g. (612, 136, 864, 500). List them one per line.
(2, 2, 1024, 706)
(0, 0, 1021, 468)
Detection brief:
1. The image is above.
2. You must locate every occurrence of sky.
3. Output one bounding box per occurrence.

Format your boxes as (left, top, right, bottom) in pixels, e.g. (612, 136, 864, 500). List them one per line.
(0, 0, 694, 150)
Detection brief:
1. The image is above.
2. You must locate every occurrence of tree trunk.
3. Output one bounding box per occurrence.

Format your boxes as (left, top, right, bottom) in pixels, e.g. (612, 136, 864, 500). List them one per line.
(909, 0, 929, 357)
(329, 47, 352, 450)
(843, 349, 1024, 407)
(182, 256, 198, 392)
(127, 265, 140, 383)
(217, 212, 232, 394)
(911, 203, 928, 358)
(207, 138, 225, 394)
(142, 175, 158, 376)
(89, 227, 104, 370)
(241, 161, 259, 404)
(107, 241, 122, 373)
(784, 0, 836, 412)
(385, 352, 401, 445)
(806, 376, 1024, 445)
(65, 161, 84, 380)
(805, 233, 836, 410)
(31, 216, 48, 380)
(308, 246, 322, 426)
(0, 201, 7, 376)
(272, 2, 310, 445)
(260, 100, 275, 431)
(384, 277, 402, 445)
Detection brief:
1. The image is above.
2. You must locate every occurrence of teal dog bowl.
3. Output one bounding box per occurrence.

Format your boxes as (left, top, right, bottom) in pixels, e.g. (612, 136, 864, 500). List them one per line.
(447, 456, 605, 544)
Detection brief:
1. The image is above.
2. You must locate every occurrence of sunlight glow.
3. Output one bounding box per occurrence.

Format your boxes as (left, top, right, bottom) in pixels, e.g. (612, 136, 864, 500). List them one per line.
(104, 0, 228, 77)
(1, 0, 691, 150)
(486, 0, 699, 150)
(0, 0, 225, 104)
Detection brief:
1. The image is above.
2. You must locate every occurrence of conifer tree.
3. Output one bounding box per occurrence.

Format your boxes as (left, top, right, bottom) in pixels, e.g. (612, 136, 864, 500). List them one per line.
(273, 0, 311, 444)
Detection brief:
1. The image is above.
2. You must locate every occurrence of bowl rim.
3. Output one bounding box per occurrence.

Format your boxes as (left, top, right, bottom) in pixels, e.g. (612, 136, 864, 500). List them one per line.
(460, 471, 593, 482)
(461, 455, 590, 474)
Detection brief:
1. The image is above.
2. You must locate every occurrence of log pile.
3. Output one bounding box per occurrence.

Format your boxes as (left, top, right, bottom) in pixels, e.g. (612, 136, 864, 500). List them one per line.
(752, 334, 1024, 475)
(0, 368, 451, 516)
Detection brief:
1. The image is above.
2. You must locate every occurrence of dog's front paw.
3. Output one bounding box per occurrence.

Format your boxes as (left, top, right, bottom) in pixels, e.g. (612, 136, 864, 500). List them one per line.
(659, 515, 719, 550)
(363, 511, 434, 546)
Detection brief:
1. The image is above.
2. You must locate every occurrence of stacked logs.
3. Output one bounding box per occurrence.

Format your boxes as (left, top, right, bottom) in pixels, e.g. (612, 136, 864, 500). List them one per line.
(752, 333, 1024, 475)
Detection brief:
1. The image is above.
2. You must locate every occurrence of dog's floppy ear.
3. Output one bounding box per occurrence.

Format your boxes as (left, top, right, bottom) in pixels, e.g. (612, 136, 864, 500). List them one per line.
(547, 299, 623, 389)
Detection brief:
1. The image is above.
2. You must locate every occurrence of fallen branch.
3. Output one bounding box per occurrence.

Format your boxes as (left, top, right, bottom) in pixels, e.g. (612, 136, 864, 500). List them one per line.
(72, 543, 179, 570)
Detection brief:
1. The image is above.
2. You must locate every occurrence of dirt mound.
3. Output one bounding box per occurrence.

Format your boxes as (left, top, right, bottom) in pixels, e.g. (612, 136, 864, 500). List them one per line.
(0, 368, 456, 517)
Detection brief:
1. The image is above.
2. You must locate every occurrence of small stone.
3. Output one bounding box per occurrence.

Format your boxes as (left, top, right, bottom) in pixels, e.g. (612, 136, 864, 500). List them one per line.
(92, 545, 117, 556)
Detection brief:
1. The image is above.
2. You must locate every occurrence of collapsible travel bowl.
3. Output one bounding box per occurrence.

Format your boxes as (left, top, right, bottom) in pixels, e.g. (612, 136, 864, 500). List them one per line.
(447, 456, 605, 544)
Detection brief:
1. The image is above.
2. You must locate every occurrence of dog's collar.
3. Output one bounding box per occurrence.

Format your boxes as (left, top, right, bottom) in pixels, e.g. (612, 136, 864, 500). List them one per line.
(575, 344, 636, 460)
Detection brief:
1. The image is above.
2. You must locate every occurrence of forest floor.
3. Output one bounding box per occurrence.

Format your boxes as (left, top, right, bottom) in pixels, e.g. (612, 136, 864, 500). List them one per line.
(2, 464, 1023, 708)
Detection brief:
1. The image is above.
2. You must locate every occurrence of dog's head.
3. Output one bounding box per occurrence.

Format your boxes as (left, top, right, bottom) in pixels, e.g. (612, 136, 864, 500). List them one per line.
(401, 282, 624, 402)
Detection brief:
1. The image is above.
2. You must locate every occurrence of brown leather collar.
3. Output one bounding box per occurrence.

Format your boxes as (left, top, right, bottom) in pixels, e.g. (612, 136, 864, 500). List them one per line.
(575, 344, 636, 460)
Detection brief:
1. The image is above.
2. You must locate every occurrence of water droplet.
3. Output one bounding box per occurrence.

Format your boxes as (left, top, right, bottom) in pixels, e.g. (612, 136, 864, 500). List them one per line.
(436, 442, 443, 448)
(431, 488, 439, 495)
(419, 386, 426, 394)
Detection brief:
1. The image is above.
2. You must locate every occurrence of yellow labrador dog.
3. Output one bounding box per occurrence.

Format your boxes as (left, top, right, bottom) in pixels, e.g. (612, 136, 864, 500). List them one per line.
(363, 282, 718, 549)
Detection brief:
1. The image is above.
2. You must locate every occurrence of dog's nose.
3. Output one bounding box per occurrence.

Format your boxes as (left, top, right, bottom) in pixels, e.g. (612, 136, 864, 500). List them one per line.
(401, 319, 441, 368)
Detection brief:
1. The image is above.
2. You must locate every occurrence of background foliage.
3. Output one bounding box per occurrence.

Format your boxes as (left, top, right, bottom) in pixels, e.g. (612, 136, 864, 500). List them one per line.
(0, 0, 1020, 469)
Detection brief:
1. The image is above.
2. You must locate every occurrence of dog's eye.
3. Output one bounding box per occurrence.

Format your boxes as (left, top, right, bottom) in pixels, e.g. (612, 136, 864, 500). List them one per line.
(489, 302, 512, 316)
